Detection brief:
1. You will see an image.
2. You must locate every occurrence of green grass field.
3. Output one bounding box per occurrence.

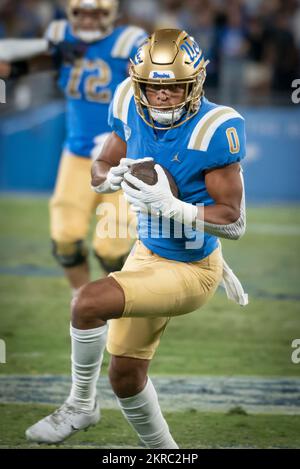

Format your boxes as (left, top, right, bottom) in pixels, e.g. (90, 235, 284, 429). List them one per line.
(0, 196, 300, 448)
(1, 404, 300, 449)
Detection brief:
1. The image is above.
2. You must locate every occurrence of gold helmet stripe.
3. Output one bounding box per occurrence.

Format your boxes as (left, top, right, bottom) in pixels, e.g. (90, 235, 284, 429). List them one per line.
(46, 20, 68, 44)
(113, 77, 134, 123)
(188, 107, 243, 151)
(70, 0, 100, 8)
(111, 26, 146, 59)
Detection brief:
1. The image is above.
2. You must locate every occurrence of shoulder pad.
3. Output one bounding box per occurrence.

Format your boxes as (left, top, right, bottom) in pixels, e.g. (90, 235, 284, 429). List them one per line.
(46, 20, 68, 44)
(112, 77, 134, 124)
(111, 26, 146, 59)
(188, 106, 244, 152)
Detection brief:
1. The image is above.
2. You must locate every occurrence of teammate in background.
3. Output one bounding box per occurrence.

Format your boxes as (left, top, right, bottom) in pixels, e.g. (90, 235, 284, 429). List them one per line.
(0, 0, 147, 294)
(25, 29, 248, 448)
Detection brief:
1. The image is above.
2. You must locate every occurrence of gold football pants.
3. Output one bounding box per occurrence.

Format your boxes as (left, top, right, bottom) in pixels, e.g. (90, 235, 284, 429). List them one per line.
(107, 241, 223, 359)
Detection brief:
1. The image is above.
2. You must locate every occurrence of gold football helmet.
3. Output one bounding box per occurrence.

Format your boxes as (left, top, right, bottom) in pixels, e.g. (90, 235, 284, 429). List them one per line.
(68, 0, 118, 42)
(130, 29, 209, 129)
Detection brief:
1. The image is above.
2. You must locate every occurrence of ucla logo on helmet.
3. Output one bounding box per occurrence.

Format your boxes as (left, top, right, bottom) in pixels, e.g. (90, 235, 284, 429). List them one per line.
(134, 39, 148, 65)
(180, 39, 202, 68)
(134, 47, 143, 65)
(80, 0, 96, 7)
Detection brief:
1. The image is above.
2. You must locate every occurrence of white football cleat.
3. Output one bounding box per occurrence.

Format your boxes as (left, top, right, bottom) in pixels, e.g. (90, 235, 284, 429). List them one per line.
(25, 400, 100, 444)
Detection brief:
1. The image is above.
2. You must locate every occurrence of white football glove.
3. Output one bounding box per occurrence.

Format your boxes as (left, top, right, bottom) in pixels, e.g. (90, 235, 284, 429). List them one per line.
(92, 157, 153, 193)
(122, 164, 198, 226)
(107, 157, 150, 191)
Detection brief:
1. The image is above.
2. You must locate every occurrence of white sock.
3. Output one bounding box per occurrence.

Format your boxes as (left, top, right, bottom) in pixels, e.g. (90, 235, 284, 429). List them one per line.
(117, 377, 178, 449)
(71, 288, 79, 299)
(67, 324, 107, 412)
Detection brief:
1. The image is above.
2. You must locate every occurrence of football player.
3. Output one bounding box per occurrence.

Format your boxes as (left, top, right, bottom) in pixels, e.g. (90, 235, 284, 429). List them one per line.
(25, 29, 247, 448)
(0, 0, 147, 293)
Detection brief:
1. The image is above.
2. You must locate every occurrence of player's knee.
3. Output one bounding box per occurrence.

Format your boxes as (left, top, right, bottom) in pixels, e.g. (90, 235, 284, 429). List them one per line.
(109, 356, 148, 398)
(52, 240, 88, 268)
(72, 277, 124, 327)
(71, 279, 112, 326)
(94, 251, 127, 274)
(71, 284, 96, 325)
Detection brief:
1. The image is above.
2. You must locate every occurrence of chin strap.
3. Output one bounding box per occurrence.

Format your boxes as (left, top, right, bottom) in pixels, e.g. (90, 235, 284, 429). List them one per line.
(73, 26, 113, 43)
(76, 30, 103, 43)
(149, 106, 185, 126)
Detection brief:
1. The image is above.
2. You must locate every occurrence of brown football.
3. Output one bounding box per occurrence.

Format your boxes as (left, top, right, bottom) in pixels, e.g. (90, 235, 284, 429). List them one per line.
(127, 161, 179, 198)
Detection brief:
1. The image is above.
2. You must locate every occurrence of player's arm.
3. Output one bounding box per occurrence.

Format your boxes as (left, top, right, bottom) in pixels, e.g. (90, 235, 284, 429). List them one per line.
(123, 162, 246, 240)
(0, 55, 54, 79)
(0, 38, 54, 79)
(0, 18, 78, 79)
(91, 132, 154, 193)
(196, 162, 246, 240)
(202, 163, 243, 225)
(122, 161, 245, 240)
(91, 132, 126, 188)
(122, 111, 246, 239)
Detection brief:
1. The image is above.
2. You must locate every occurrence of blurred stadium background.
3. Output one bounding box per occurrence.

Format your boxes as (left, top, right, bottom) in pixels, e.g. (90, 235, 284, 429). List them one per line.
(0, 0, 300, 449)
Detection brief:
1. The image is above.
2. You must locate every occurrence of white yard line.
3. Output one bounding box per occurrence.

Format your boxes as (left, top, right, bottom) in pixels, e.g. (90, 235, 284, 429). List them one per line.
(0, 375, 299, 415)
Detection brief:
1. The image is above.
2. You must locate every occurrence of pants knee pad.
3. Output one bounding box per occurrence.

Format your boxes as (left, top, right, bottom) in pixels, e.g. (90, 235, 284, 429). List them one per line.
(52, 240, 88, 268)
(94, 251, 127, 273)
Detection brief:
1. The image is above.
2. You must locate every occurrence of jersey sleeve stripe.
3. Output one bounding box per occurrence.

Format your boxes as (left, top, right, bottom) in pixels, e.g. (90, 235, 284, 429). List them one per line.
(188, 106, 228, 149)
(113, 77, 133, 123)
(122, 84, 134, 124)
(188, 106, 243, 151)
(111, 26, 146, 58)
(200, 112, 244, 151)
(46, 20, 68, 44)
